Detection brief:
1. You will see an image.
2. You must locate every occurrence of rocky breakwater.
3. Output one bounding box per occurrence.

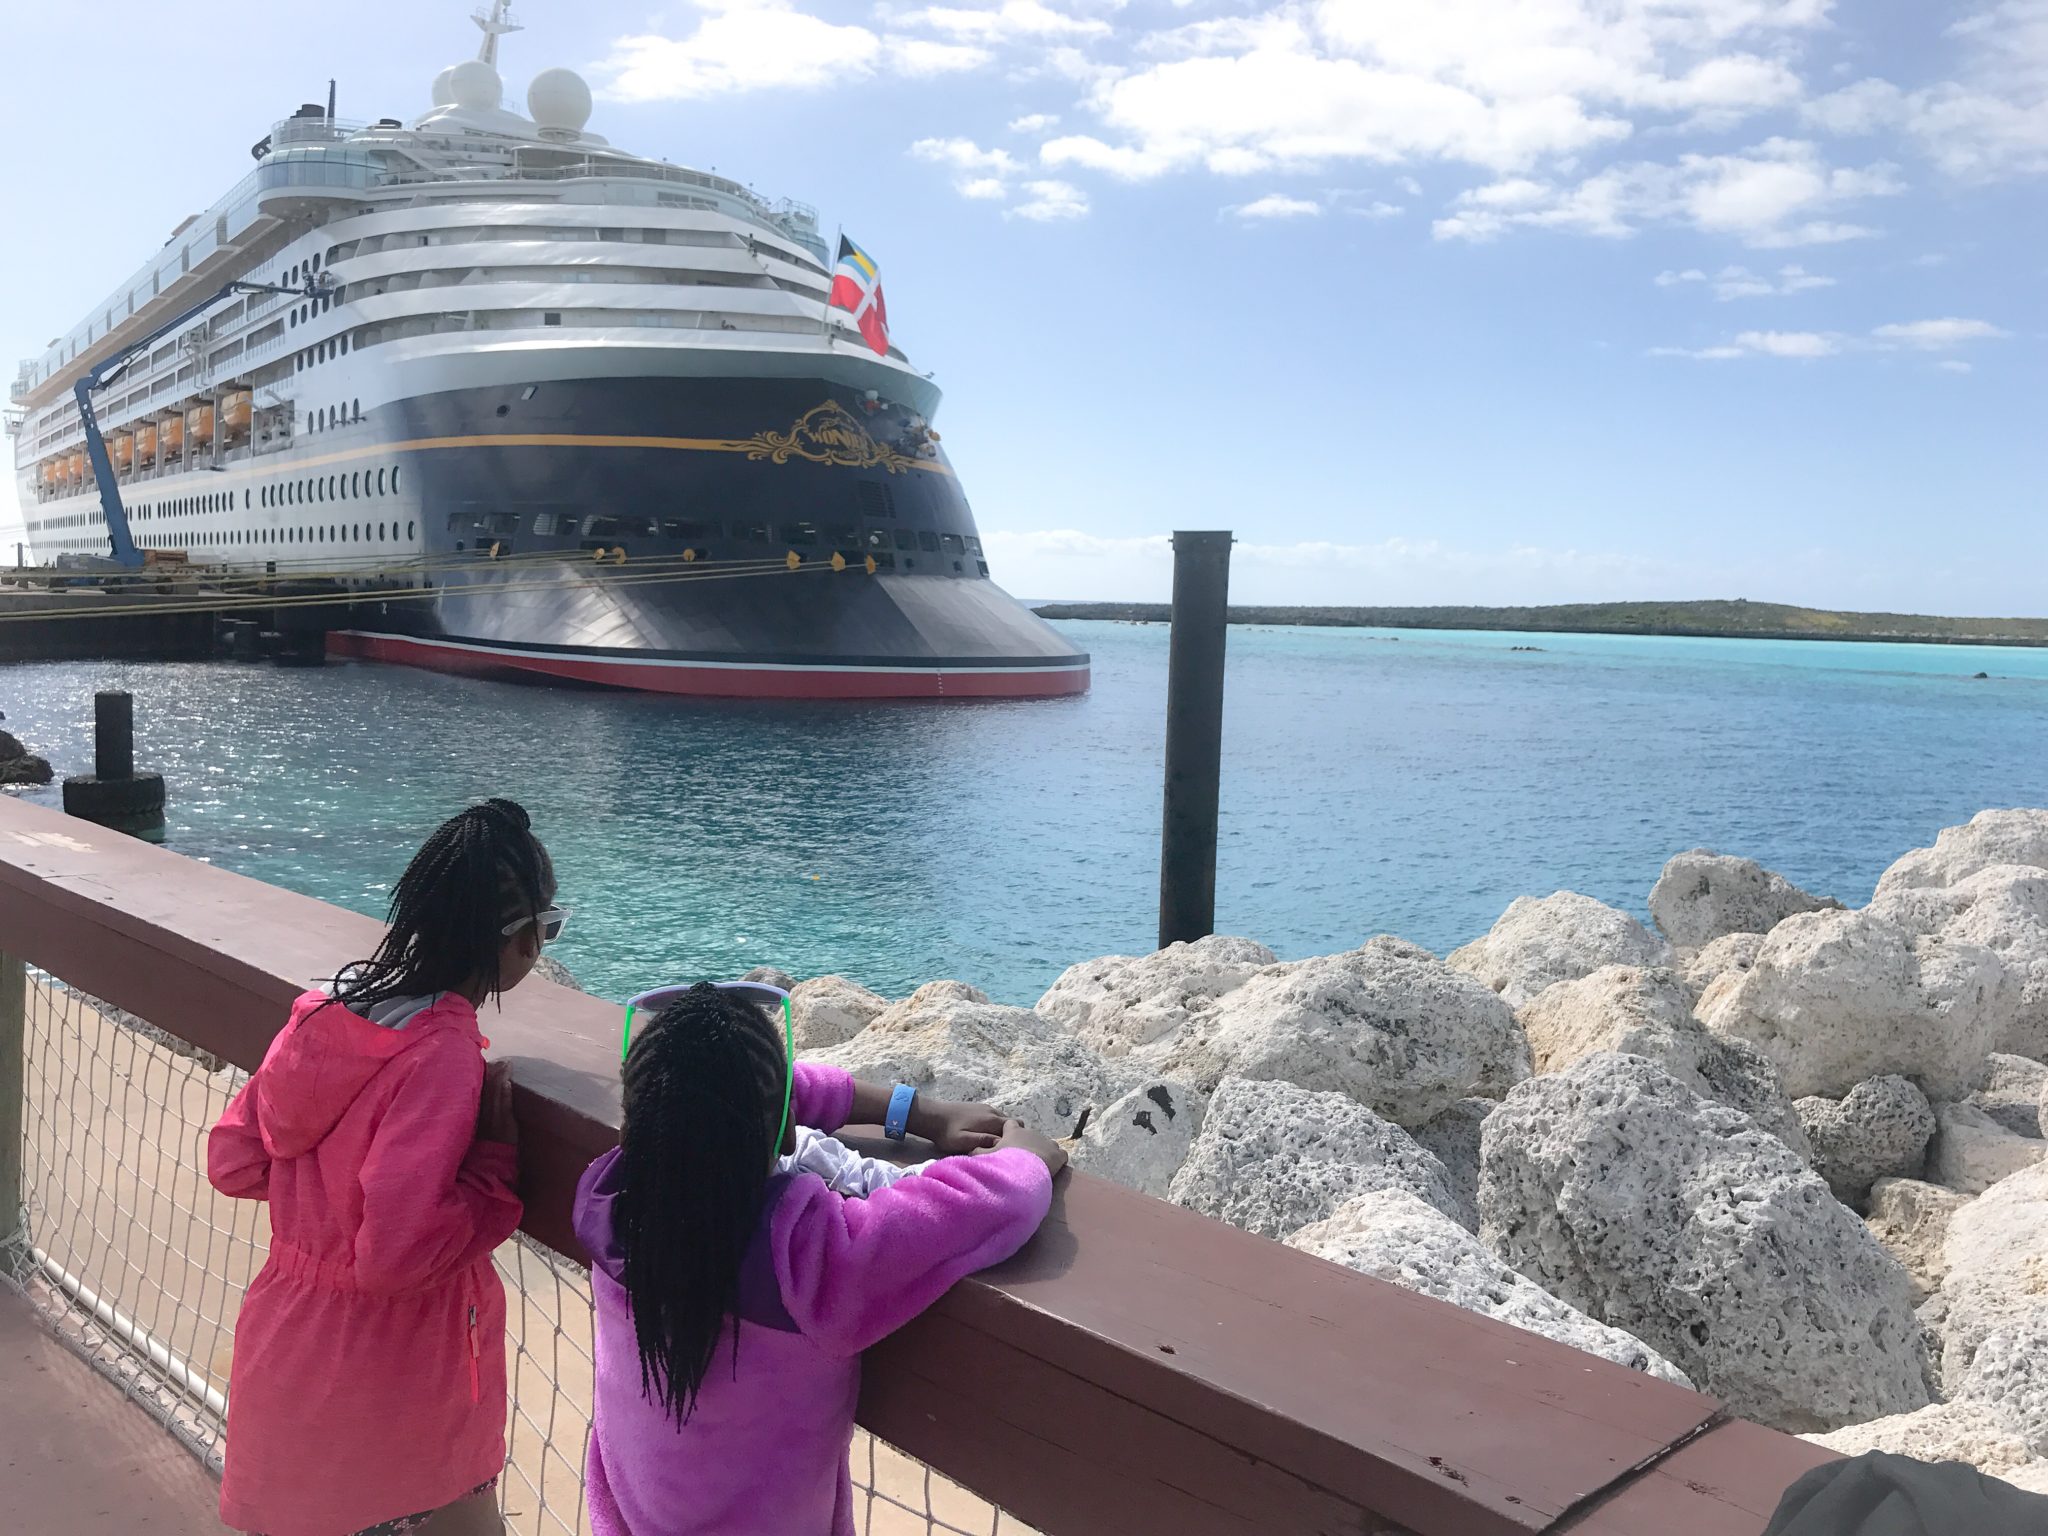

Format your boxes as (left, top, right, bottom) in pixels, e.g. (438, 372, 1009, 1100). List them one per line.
(775, 813, 2048, 1491)
(0, 715, 54, 789)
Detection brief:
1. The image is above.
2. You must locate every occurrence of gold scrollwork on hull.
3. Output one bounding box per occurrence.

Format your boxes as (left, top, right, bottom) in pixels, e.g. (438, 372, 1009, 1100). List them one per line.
(733, 401, 930, 476)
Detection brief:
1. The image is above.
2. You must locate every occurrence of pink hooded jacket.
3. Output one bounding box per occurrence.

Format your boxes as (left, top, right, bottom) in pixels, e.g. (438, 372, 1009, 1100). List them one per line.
(208, 990, 523, 1536)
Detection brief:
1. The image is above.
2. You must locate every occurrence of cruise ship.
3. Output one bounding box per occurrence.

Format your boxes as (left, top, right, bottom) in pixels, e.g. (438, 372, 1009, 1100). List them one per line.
(6, 4, 1089, 699)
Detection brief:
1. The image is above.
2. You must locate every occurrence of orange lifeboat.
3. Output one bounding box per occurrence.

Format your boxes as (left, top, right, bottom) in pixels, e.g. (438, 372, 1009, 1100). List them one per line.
(67, 450, 85, 482)
(161, 415, 185, 458)
(110, 432, 134, 471)
(186, 403, 215, 446)
(40, 460, 59, 489)
(135, 421, 159, 465)
(221, 389, 252, 437)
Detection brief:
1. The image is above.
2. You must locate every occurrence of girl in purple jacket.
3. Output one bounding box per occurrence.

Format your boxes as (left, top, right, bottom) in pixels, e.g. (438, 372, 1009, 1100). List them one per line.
(572, 982, 1063, 1536)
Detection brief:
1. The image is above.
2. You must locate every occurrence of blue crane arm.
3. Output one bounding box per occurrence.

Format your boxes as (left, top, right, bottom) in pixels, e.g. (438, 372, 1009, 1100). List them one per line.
(73, 276, 323, 568)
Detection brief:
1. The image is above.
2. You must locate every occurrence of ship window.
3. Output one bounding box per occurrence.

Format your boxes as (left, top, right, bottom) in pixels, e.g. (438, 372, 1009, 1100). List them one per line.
(781, 521, 818, 547)
(663, 519, 715, 542)
(941, 534, 965, 555)
(393, 467, 401, 492)
(350, 472, 359, 498)
(918, 531, 940, 553)
(953, 560, 964, 572)
(543, 312, 561, 326)
(977, 560, 990, 577)
(340, 336, 349, 355)
(825, 525, 857, 550)
(377, 469, 387, 496)
(893, 529, 916, 551)
(582, 515, 656, 540)
(870, 551, 896, 570)
(487, 513, 521, 537)
(351, 397, 359, 420)
(244, 490, 251, 509)
(533, 513, 560, 536)
(447, 512, 484, 534)
(965, 536, 983, 555)
(379, 522, 387, 540)
(407, 520, 416, 539)
(730, 521, 768, 543)
(864, 528, 890, 551)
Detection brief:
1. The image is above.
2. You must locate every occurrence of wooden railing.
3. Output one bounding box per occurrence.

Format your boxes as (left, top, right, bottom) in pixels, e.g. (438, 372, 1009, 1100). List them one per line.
(0, 793, 1835, 1534)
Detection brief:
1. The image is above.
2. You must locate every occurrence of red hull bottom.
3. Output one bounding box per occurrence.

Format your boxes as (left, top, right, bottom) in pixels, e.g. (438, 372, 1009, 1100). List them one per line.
(326, 630, 1091, 700)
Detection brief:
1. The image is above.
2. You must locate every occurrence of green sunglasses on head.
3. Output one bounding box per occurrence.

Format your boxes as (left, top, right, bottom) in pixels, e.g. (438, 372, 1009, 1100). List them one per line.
(622, 981, 795, 1153)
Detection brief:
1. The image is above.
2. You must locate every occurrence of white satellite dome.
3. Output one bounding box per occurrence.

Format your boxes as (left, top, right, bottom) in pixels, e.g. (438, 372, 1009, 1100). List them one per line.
(527, 68, 593, 132)
(430, 65, 459, 107)
(447, 58, 503, 111)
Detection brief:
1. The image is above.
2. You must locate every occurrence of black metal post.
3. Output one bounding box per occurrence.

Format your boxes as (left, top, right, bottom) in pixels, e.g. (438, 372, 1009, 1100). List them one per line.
(95, 691, 134, 781)
(1158, 531, 1232, 949)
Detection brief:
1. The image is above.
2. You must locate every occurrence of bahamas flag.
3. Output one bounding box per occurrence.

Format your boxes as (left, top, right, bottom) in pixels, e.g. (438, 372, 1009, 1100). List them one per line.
(828, 235, 891, 357)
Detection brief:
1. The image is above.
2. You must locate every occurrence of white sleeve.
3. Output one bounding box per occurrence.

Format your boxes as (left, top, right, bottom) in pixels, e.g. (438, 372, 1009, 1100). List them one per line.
(780, 1127, 924, 1198)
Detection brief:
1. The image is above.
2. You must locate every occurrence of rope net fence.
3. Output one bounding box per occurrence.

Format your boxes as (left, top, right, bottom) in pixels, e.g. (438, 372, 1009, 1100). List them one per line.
(2, 975, 1039, 1536)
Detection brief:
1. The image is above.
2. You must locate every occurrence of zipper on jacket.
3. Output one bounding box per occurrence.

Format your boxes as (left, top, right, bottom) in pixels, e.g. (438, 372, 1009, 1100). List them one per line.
(465, 1275, 481, 1405)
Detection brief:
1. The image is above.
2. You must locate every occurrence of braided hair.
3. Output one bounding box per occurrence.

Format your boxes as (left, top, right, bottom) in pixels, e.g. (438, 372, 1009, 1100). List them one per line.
(335, 798, 552, 1013)
(614, 982, 791, 1424)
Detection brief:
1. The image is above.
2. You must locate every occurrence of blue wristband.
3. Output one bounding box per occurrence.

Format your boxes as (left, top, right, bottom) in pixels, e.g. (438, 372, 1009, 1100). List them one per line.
(884, 1084, 917, 1141)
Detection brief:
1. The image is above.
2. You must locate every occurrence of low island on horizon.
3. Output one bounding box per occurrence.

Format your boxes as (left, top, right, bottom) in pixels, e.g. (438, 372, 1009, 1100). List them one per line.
(1031, 597, 2048, 649)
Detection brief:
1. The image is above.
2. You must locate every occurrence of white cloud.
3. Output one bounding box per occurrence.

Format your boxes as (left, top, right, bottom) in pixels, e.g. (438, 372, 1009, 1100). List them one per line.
(911, 136, 1023, 174)
(1657, 262, 1836, 298)
(1651, 328, 1839, 358)
(597, 2, 883, 99)
(1737, 328, 1838, 357)
(1775, 263, 1835, 291)
(1802, 3, 2048, 181)
(1037, 0, 1836, 190)
(1650, 316, 2010, 360)
(1938, 359, 1975, 373)
(1231, 192, 1324, 218)
(912, 136, 1032, 201)
(1803, 78, 1907, 137)
(1349, 199, 1405, 217)
(1009, 112, 1061, 132)
(1870, 317, 2011, 348)
(1433, 139, 1903, 245)
(899, 0, 1111, 42)
(1009, 179, 1091, 219)
(889, 37, 995, 74)
(1041, 134, 1179, 179)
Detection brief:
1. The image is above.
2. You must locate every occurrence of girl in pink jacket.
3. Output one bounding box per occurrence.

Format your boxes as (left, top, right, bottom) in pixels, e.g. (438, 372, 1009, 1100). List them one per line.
(573, 982, 1064, 1535)
(209, 798, 564, 1536)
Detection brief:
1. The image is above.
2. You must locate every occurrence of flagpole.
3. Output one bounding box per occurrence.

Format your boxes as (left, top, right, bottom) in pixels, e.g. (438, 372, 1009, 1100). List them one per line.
(824, 223, 843, 348)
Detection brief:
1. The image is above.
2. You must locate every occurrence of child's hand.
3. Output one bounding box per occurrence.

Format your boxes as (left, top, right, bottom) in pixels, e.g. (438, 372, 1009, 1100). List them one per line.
(912, 1097, 1007, 1154)
(976, 1118, 1066, 1177)
(478, 1060, 519, 1147)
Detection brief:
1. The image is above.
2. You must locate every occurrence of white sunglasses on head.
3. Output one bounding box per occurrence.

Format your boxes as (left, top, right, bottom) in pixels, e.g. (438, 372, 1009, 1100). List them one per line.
(501, 906, 571, 945)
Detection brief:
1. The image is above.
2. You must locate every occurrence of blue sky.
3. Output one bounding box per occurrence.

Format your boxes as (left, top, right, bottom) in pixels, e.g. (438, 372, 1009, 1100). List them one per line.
(3, 0, 2042, 609)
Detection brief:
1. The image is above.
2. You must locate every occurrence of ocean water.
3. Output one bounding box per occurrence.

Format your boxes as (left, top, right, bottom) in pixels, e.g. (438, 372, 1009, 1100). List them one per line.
(4, 619, 2046, 1005)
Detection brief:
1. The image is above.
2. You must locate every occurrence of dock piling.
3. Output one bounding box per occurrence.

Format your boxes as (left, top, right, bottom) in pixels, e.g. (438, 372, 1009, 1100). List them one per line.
(62, 690, 166, 840)
(1158, 530, 1233, 949)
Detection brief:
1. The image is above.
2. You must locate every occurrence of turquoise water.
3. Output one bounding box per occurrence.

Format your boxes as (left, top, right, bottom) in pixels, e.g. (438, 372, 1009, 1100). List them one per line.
(4, 620, 2046, 1004)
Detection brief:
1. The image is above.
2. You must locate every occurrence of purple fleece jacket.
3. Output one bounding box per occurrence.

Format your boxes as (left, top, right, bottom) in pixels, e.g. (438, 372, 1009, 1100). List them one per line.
(572, 1063, 1054, 1536)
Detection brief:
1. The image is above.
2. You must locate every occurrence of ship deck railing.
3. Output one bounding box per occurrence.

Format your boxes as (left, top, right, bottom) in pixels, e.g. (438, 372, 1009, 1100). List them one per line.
(0, 792, 1838, 1536)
